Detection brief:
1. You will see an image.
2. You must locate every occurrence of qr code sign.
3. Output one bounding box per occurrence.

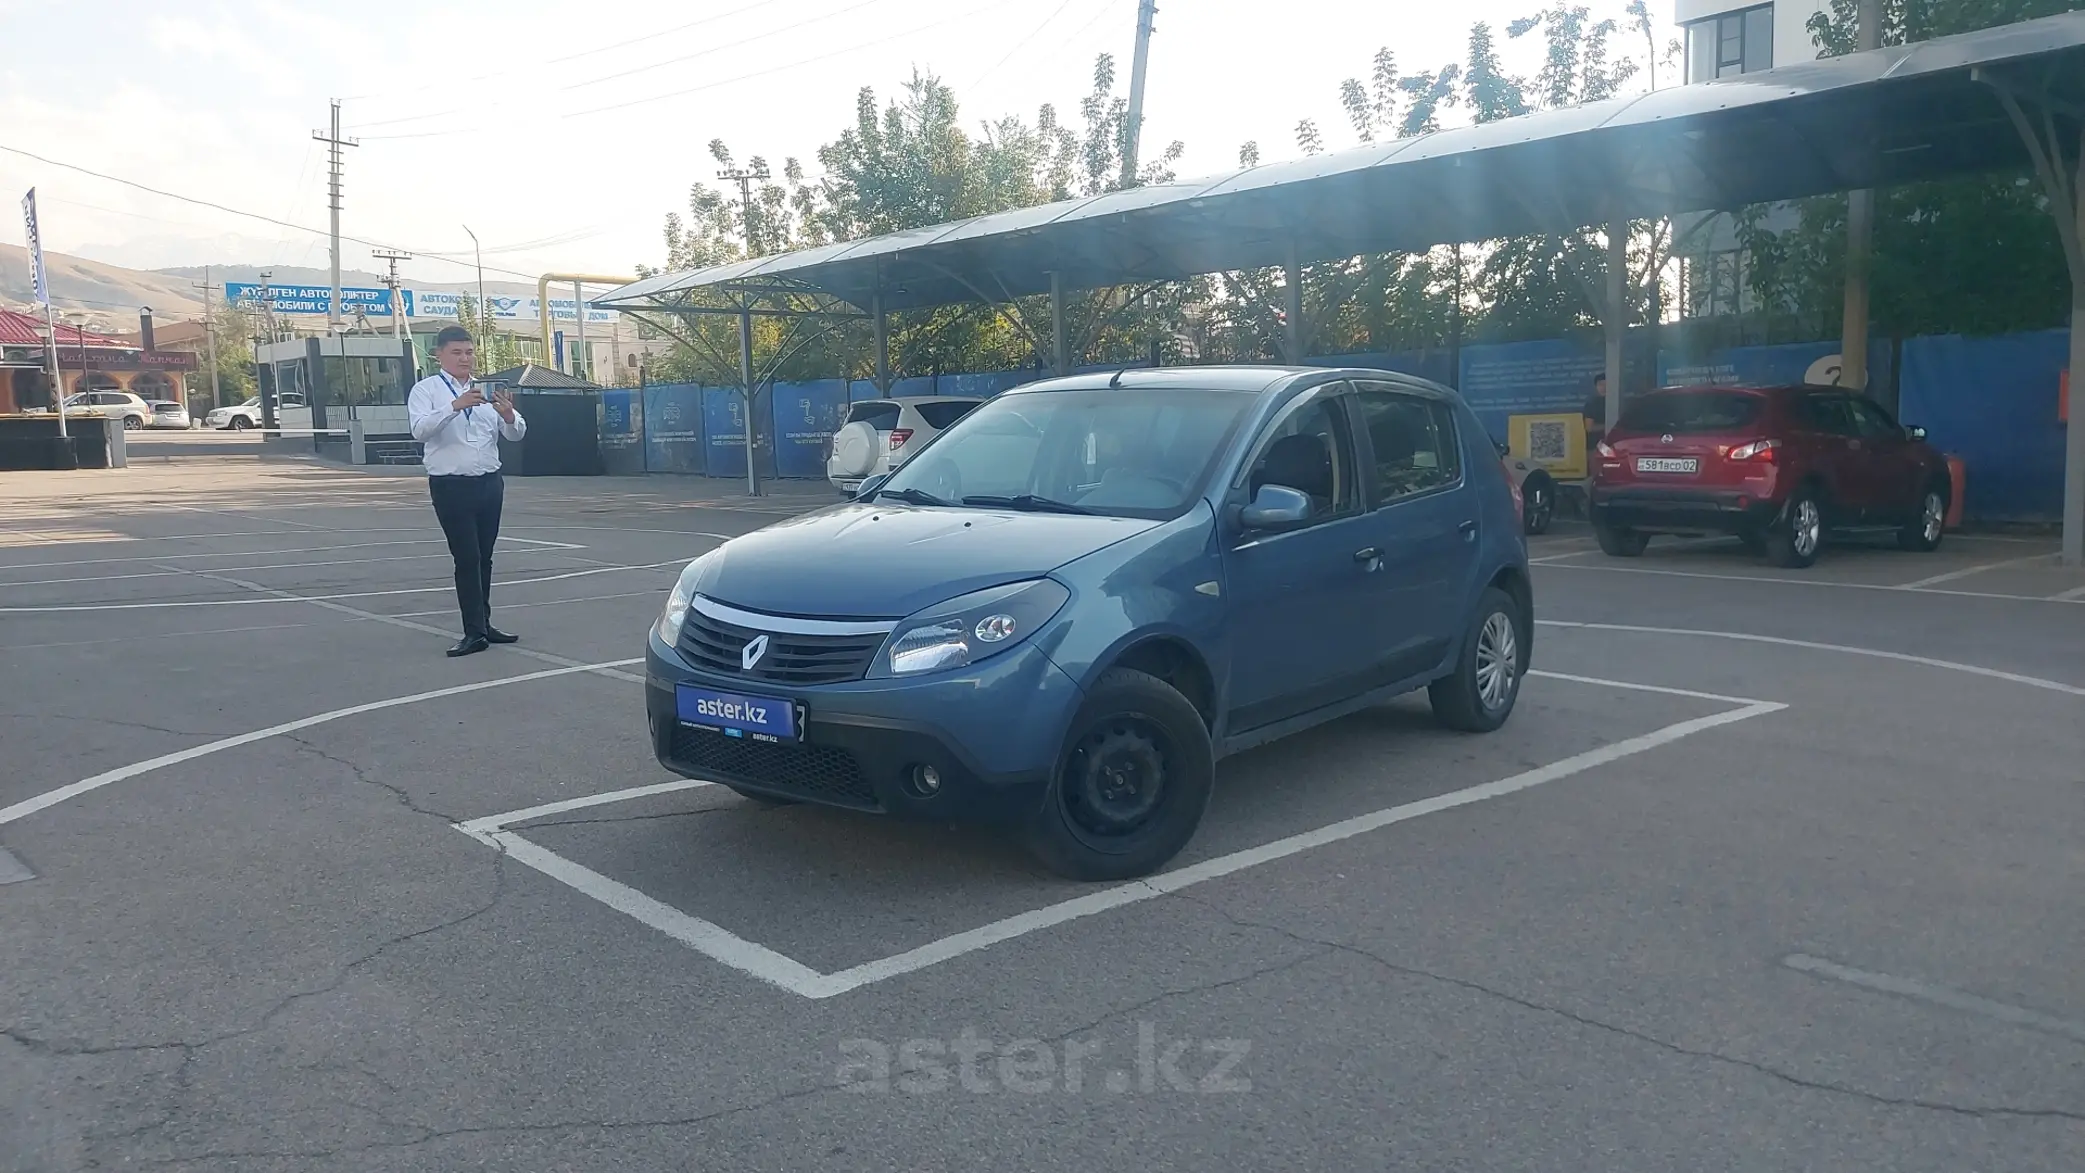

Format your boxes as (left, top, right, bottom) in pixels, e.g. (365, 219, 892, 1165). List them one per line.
(1528, 420, 1568, 463)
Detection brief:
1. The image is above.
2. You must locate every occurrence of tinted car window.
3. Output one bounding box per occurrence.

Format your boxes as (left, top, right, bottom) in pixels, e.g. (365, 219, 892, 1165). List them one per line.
(1799, 394, 1861, 437)
(882, 388, 1257, 520)
(1353, 388, 1462, 502)
(1241, 392, 1359, 521)
(1847, 397, 1900, 438)
(846, 402, 901, 430)
(911, 400, 979, 430)
(1617, 391, 1764, 434)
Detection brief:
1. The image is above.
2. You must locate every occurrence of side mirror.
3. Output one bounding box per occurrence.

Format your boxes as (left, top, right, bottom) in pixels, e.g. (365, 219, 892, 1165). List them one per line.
(1906, 425, 1927, 441)
(852, 472, 890, 500)
(1239, 485, 1313, 531)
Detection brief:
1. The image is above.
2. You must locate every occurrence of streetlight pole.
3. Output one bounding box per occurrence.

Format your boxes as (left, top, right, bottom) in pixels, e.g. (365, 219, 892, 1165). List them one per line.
(462, 225, 487, 341)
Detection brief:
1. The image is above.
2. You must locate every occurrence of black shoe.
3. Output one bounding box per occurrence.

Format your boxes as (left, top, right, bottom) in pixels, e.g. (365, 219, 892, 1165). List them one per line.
(483, 626, 519, 644)
(447, 635, 490, 657)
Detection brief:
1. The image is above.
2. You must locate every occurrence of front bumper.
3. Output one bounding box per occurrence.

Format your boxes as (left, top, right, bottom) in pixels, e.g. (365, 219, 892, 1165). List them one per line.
(645, 628, 1083, 825)
(1590, 485, 1782, 534)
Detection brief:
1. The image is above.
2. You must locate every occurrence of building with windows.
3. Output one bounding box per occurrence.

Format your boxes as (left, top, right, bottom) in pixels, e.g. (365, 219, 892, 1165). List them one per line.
(1672, 3, 1833, 329)
(0, 308, 197, 413)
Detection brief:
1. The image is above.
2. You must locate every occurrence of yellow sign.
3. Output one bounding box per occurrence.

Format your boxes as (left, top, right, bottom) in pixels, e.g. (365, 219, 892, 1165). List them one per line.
(1507, 413, 1587, 481)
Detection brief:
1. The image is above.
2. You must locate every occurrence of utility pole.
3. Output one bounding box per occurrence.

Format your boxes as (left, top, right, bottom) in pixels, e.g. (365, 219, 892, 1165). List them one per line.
(194, 266, 222, 411)
(1839, 0, 1882, 391)
(372, 248, 411, 347)
(717, 163, 770, 256)
(1119, 0, 1158, 189)
(312, 99, 358, 334)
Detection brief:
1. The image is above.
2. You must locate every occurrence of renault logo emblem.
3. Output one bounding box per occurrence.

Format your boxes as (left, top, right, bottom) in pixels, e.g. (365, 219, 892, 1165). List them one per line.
(741, 634, 770, 671)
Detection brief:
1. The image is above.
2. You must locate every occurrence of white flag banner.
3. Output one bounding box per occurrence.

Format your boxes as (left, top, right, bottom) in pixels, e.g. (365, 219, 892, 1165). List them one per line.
(21, 188, 50, 306)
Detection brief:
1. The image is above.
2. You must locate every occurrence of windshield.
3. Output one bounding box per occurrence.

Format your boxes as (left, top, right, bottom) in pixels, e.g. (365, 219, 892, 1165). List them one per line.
(878, 387, 1259, 520)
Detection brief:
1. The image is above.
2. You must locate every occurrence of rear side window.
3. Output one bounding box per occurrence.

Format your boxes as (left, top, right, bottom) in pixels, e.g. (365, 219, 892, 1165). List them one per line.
(846, 402, 901, 430)
(1352, 386, 1462, 502)
(912, 400, 979, 430)
(1617, 392, 1763, 434)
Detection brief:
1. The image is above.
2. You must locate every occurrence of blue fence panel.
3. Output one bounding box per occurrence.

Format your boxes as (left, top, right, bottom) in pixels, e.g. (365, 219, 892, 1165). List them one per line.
(771, 379, 850, 478)
(1310, 349, 1456, 385)
(702, 387, 750, 480)
(1900, 329, 2070, 523)
(641, 383, 706, 474)
(599, 387, 645, 476)
(1656, 339, 1893, 390)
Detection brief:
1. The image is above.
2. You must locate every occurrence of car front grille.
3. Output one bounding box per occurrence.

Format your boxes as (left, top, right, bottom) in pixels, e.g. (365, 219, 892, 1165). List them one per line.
(678, 607, 888, 686)
(667, 725, 879, 809)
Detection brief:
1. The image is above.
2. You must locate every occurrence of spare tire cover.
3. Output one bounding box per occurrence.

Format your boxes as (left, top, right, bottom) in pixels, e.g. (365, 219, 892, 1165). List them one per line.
(830, 420, 880, 478)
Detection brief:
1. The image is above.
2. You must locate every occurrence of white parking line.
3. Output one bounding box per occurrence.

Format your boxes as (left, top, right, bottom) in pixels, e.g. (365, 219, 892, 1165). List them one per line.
(1540, 560, 2084, 605)
(1894, 551, 2054, 590)
(0, 560, 690, 612)
(457, 671, 1784, 1000)
(0, 657, 645, 830)
(0, 547, 580, 588)
(1782, 953, 2085, 1043)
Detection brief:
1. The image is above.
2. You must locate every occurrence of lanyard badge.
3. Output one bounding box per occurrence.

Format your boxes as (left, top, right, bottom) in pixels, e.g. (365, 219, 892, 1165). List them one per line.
(441, 371, 477, 420)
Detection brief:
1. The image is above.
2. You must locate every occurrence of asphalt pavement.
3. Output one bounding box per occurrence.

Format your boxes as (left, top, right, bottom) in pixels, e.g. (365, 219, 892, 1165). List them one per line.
(1, 453, 2080, 1172)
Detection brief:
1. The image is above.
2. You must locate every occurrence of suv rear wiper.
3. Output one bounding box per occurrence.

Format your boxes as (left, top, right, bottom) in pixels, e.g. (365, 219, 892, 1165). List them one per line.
(875, 486, 952, 507)
(962, 494, 1094, 515)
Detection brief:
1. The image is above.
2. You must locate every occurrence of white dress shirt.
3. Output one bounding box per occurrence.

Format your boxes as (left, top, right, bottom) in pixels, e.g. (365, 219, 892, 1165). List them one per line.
(408, 370, 526, 476)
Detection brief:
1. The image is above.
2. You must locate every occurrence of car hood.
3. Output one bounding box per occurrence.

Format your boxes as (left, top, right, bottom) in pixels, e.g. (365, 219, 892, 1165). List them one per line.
(697, 501, 1158, 618)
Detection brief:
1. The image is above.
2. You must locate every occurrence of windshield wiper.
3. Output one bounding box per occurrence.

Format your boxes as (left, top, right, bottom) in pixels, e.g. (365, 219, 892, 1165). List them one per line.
(961, 494, 1094, 515)
(875, 486, 953, 507)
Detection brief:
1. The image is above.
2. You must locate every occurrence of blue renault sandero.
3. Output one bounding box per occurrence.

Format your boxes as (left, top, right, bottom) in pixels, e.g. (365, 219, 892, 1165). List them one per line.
(646, 366, 1533, 881)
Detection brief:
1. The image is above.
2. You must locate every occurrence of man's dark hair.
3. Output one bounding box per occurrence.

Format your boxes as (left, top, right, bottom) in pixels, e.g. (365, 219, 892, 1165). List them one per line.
(434, 325, 473, 350)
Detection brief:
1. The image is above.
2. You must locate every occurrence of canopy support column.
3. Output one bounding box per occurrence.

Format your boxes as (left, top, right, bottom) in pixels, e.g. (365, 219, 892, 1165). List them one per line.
(738, 303, 759, 497)
(1050, 272, 1069, 377)
(1605, 219, 1627, 432)
(872, 292, 891, 393)
(1283, 243, 1303, 363)
(1979, 67, 2085, 565)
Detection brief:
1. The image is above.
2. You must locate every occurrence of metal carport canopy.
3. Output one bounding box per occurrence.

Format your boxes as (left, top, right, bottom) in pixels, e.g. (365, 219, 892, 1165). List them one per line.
(596, 12, 2085, 315)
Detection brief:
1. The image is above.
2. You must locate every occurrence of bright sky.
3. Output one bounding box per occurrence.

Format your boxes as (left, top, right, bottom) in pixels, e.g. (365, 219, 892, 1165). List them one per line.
(1, 0, 1679, 289)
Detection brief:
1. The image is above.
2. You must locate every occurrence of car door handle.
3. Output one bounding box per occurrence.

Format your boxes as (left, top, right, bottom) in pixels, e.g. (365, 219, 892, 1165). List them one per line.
(1458, 520, 1478, 541)
(1353, 547, 1381, 564)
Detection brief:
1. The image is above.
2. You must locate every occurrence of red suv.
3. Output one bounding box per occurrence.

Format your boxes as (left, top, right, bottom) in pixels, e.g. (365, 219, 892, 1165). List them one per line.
(1589, 385, 1951, 568)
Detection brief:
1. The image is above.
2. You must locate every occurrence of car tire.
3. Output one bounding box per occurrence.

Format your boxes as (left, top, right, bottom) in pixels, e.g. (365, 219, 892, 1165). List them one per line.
(1594, 520, 1649, 557)
(1765, 488, 1826, 568)
(1022, 668, 1215, 883)
(1521, 471, 1555, 535)
(1897, 481, 1948, 552)
(230, 416, 251, 431)
(123, 415, 143, 431)
(1428, 587, 1526, 734)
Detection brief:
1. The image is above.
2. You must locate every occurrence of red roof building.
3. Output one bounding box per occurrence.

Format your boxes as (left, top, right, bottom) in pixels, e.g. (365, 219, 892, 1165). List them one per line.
(0, 308, 197, 413)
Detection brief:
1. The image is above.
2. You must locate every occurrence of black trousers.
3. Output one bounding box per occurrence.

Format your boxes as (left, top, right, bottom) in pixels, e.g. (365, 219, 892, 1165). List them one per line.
(429, 471, 504, 638)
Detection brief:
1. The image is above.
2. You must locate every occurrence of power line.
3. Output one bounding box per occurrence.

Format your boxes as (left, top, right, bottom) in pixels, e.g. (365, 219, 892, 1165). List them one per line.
(0, 140, 546, 282)
(962, 0, 1083, 94)
(339, 0, 790, 107)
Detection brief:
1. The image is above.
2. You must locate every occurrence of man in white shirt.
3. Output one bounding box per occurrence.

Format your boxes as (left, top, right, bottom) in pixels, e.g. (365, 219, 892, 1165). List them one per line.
(408, 325, 527, 657)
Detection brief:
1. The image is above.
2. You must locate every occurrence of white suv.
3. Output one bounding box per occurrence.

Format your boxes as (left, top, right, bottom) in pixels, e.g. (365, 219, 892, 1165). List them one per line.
(48, 390, 153, 430)
(825, 396, 984, 495)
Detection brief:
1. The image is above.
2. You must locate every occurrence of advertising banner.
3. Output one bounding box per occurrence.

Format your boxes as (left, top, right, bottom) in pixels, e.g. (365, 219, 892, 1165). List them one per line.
(771, 379, 850, 478)
(641, 383, 705, 474)
(703, 387, 750, 481)
(1900, 329, 2070, 522)
(599, 388, 646, 476)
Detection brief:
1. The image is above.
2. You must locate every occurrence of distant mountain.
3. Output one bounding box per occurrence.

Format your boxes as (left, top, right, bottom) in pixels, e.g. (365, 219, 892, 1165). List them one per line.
(1, 243, 204, 322)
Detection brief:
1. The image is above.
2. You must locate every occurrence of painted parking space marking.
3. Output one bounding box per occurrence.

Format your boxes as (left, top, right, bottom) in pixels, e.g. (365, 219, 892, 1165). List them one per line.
(1895, 551, 2055, 590)
(455, 670, 1786, 1000)
(1783, 953, 2085, 1043)
(1539, 559, 2085, 605)
(0, 560, 690, 612)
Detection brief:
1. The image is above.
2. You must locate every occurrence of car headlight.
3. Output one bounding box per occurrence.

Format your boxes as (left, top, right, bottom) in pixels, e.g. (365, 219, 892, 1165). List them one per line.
(876, 579, 1071, 678)
(653, 551, 719, 646)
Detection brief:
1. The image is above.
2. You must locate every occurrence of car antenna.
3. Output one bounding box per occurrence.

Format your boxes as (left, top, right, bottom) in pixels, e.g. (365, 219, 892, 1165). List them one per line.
(1107, 363, 1133, 388)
